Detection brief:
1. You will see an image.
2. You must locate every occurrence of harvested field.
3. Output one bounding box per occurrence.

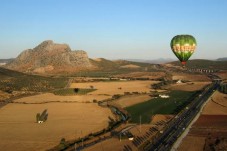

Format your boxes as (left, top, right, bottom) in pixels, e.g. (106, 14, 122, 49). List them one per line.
(84, 124, 159, 151)
(111, 94, 151, 108)
(13, 93, 110, 103)
(216, 72, 227, 80)
(70, 81, 159, 95)
(171, 73, 211, 82)
(114, 72, 166, 79)
(120, 64, 141, 68)
(192, 115, 227, 129)
(151, 114, 173, 124)
(177, 136, 206, 151)
(169, 82, 211, 91)
(178, 90, 227, 151)
(0, 103, 113, 151)
(202, 91, 227, 115)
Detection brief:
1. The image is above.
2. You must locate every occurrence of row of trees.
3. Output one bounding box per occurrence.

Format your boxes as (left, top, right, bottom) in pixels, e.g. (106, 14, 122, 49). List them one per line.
(36, 109, 48, 123)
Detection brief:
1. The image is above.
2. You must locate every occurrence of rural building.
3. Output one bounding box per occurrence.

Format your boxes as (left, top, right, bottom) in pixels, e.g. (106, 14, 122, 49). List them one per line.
(38, 120, 44, 124)
(159, 94, 170, 98)
(176, 79, 182, 84)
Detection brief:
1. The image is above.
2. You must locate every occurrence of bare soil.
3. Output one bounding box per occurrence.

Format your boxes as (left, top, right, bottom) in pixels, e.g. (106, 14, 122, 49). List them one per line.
(177, 136, 206, 151)
(216, 72, 227, 81)
(178, 91, 227, 151)
(0, 103, 114, 151)
(202, 91, 227, 115)
(192, 115, 227, 129)
(151, 114, 173, 124)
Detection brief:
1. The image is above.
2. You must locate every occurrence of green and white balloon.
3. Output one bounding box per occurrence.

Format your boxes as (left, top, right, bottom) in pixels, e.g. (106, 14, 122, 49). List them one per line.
(170, 35, 197, 65)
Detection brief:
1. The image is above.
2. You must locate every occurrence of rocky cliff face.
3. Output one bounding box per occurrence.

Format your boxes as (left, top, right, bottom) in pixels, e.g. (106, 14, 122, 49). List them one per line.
(6, 40, 92, 73)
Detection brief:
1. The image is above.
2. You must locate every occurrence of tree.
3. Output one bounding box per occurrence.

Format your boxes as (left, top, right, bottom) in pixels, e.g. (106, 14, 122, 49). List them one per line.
(74, 88, 79, 93)
(36, 109, 48, 123)
(36, 113, 40, 123)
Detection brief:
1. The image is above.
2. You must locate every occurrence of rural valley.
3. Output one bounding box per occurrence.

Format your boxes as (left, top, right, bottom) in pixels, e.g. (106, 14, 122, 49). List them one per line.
(0, 40, 227, 151)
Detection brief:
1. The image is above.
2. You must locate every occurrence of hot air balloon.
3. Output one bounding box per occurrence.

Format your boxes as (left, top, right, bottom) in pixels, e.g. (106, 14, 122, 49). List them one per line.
(170, 35, 197, 65)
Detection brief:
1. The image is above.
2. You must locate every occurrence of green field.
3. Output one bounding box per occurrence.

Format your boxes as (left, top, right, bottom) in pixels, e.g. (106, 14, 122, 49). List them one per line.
(53, 88, 96, 96)
(125, 91, 197, 124)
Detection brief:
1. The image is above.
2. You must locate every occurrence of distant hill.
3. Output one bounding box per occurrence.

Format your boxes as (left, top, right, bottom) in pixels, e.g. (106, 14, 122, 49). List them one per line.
(125, 58, 175, 64)
(217, 57, 227, 61)
(72, 58, 159, 77)
(169, 59, 227, 70)
(5, 40, 92, 74)
(0, 58, 14, 65)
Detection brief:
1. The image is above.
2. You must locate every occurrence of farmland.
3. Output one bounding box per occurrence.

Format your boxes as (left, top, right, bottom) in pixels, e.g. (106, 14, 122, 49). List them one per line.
(125, 91, 197, 123)
(13, 93, 110, 103)
(53, 88, 96, 96)
(0, 103, 114, 151)
(70, 80, 159, 95)
(178, 91, 227, 151)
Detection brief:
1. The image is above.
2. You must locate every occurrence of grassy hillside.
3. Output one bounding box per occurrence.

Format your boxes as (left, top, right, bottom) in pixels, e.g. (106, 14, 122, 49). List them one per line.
(73, 59, 160, 77)
(170, 59, 227, 70)
(0, 67, 68, 92)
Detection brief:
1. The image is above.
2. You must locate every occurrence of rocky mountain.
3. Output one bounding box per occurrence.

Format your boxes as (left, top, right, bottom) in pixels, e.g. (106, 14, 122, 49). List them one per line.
(5, 40, 92, 73)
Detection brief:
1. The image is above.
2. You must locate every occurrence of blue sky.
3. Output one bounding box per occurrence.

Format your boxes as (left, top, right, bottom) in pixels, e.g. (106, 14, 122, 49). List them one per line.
(0, 0, 227, 60)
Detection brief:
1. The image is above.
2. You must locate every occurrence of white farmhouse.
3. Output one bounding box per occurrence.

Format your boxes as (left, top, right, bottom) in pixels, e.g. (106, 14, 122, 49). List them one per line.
(176, 79, 182, 84)
(159, 94, 170, 98)
(38, 120, 44, 124)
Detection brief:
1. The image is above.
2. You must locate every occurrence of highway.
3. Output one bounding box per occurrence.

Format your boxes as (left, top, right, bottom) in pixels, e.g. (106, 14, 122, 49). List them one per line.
(143, 76, 221, 151)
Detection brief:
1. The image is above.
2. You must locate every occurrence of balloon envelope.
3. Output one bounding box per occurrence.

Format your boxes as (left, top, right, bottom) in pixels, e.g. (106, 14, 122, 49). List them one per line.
(170, 35, 197, 65)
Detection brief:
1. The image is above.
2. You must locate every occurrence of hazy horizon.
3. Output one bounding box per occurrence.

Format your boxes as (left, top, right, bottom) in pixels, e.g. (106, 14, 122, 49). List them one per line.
(1, 0, 227, 60)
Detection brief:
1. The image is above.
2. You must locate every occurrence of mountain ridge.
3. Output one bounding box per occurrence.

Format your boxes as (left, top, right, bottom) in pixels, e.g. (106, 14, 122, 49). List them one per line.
(5, 40, 92, 74)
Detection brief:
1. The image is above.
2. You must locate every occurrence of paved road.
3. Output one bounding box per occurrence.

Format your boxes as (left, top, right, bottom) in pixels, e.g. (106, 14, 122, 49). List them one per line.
(143, 75, 221, 151)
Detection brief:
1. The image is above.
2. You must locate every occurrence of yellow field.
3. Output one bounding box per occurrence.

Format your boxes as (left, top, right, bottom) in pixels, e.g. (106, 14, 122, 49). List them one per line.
(0, 103, 113, 151)
(70, 80, 159, 95)
(111, 94, 151, 108)
(177, 136, 206, 151)
(168, 82, 211, 91)
(14, 93, 110, 103)
(84, 124, 156, 151)
(202, 91, 227, 115)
